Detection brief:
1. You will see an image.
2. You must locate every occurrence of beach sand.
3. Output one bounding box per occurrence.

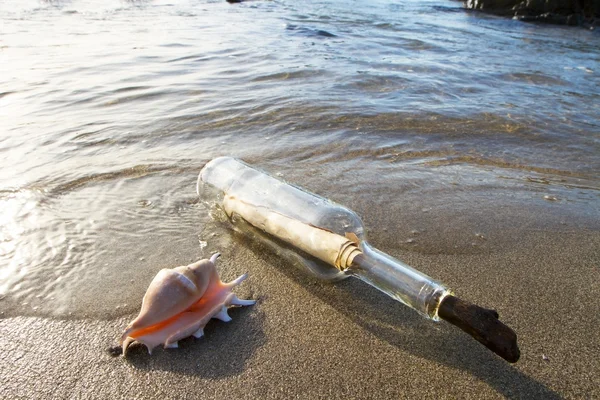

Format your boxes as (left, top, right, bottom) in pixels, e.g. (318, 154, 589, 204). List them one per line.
(1, 195, 599, 399)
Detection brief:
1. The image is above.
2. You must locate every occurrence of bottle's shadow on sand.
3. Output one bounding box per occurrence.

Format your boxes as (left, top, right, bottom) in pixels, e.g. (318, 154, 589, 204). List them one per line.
(252, 248, 562, 400)
(123, 305, 266, 379)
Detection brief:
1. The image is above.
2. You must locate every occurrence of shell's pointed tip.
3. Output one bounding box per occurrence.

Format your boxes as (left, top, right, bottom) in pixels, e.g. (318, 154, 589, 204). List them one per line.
(122, 337, 133, 356)
(210, 252, 221, 264)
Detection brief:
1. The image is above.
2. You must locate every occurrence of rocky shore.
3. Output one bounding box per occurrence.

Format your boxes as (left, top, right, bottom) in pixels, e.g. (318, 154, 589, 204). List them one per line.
(463, 0, 599, 26)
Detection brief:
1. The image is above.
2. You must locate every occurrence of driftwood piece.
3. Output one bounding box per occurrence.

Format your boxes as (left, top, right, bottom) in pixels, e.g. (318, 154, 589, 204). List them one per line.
(438, 295, 520, 363)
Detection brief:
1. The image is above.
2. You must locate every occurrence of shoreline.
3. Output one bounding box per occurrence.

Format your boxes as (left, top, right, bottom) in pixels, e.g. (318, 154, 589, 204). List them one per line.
(1, 196, 598, 399)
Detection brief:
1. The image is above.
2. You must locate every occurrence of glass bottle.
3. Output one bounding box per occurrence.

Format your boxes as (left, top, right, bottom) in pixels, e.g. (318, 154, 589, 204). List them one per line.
(197, 156, 520, 362)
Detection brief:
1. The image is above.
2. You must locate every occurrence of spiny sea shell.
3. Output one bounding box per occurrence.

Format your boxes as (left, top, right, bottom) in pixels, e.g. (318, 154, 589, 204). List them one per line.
(120, 253, 255, 355)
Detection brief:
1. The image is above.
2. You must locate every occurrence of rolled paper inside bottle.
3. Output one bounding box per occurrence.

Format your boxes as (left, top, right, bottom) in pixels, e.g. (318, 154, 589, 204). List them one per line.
(222, 195, 362, 270)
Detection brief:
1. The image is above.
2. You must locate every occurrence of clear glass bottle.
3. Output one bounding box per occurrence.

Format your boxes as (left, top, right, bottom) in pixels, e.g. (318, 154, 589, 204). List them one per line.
(197, 157, 520, 363)
(197, 156, 449, 320)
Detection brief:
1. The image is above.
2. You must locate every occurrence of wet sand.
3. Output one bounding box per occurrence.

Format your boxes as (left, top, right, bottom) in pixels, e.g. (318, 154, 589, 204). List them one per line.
(1, 197, 599, 399)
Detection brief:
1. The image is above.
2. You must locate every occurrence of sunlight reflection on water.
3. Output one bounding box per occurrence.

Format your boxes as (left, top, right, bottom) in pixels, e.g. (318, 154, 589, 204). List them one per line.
(0, 0, 598, 318)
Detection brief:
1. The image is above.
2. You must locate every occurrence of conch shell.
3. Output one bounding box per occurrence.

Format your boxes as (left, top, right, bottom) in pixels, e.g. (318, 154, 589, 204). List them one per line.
(120, 253, 255, 355)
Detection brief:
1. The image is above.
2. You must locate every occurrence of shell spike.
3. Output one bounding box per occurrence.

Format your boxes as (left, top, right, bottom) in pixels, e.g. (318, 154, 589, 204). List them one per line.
(230, 294, 256, 306)
(210, 252, 220, 264)
(215, 305, 232, 322)
(226, 273, 248, 289)
(192, 328, 204, 338)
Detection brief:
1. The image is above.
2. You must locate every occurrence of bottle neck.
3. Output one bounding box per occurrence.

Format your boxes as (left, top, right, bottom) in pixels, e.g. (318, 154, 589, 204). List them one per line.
(347, 243, 450, 320)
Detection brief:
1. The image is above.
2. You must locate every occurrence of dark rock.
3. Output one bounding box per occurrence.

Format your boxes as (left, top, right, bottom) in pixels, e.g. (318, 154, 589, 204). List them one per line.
(463, 0, 599, 26)
(107, 344, 123, 357)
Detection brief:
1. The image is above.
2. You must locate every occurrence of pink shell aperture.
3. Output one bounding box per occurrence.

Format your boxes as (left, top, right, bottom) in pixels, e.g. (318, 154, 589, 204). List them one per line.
(120, 253, 255, 355)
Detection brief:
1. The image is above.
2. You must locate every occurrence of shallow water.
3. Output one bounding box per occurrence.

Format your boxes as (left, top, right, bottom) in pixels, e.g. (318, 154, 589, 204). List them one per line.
(0, 0, 598, 318)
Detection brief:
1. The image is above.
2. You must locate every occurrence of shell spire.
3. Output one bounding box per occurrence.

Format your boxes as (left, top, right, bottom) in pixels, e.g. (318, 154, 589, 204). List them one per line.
(120, 253, 256, 355)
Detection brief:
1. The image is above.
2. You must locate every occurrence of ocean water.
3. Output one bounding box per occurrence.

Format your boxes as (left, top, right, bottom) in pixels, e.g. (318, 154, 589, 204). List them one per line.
(0, 0, 598, 319)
